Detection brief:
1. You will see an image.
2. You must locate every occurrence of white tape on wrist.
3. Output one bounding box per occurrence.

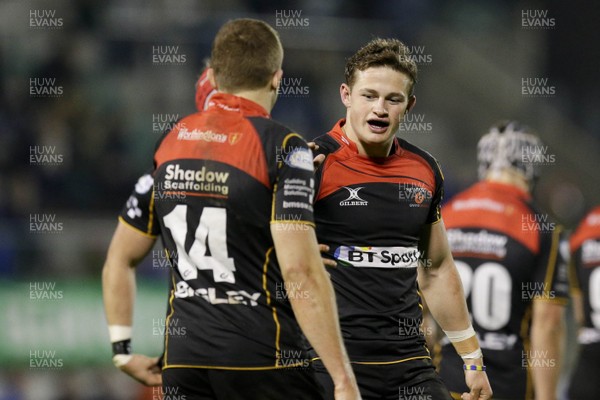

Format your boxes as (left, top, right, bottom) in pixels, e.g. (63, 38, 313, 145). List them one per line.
(443, 326, 476, 343)
(460, 348, 483, 359)
(108, 325, 132, 342)
(112, 354, 133, 368)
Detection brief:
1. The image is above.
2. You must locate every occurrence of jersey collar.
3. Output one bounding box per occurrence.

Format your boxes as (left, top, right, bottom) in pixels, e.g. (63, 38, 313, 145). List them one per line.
(205, 93, 270, 118)
(477, 180, 531, 201)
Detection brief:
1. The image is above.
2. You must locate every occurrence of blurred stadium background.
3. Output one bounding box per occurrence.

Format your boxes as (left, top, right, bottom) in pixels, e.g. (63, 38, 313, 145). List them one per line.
(1, 0, 599, 398)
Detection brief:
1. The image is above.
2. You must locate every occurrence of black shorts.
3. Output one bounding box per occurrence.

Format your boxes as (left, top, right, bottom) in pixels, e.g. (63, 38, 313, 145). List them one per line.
(161, 366, 325, 400)
(568, 342, 600, 400)
(313, 358, 452, 400)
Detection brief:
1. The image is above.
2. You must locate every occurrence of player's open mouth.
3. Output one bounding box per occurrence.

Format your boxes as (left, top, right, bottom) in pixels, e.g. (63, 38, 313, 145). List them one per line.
(367, 119, 389, 133)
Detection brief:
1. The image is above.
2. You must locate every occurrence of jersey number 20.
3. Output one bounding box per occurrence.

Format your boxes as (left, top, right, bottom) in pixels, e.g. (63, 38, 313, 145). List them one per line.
(163, 204, 236, 283)
(455, 260, 511, 331)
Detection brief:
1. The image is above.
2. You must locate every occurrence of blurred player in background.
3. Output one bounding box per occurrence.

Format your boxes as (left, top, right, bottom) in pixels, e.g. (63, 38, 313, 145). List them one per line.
(436, 121, 569, 399)
(567, 205, 600, 399)
(310, 38, 492, 400)
(103, 18, 360, 400)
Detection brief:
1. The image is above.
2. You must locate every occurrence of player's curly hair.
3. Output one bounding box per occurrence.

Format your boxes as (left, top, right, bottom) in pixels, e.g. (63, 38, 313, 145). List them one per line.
(345, 38, 418, 95)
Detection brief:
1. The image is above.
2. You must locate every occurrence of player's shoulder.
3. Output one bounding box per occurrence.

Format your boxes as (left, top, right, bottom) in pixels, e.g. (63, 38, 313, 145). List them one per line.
(397, 138, 443, 178)
(246, 116, 298, 141)
(313, 132, 342, 158)
(153, 112, 202, 152)
(570, 205, 600, 252)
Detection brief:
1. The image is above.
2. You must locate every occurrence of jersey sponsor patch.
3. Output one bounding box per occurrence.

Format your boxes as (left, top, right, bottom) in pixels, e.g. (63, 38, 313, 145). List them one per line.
(334, 246, 421, 268)
(447, 229, 508, 258)
(451, 198, 506, 213)
(134, 174, 154, 194)
(283, 147, 313, 171)
(162, 163, 230, 196)
(582, 239, 600, 265)
(176, 128, 228, 143)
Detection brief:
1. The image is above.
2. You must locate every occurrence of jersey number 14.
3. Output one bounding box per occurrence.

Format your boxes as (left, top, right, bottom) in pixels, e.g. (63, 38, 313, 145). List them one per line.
(163, 204, 237, 283)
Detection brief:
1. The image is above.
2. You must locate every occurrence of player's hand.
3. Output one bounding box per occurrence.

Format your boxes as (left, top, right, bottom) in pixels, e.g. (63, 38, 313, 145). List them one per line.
(318, 244, 337, 267)
(461, 370, 493, 399)
(308, 141, 326, 169)
(117, 354, 162, 386)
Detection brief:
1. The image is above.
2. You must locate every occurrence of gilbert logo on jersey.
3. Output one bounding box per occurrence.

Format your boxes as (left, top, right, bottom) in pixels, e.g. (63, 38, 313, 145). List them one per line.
(334, 246, 421, 268)
(339, 186, 368, 206)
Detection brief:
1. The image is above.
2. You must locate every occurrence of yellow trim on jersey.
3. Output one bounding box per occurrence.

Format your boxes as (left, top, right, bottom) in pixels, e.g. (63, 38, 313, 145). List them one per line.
(270, 182, 278, 221)
(118, 216, 158, 238)
(162, 363, 306, 371)
(568, 253, 581, 292)
(428, 217, 443, 225)
(148, 187, 156, 234)
(310, 355, 431, 366)
(532, 297, 569, 305)
(449, 391, 462, 400)
(542, 226, 561, 292)
(162, 273, 177, 368)
(261, 247, 282, 367)
(276, 133, 305, 171)
(281, 132, 304, 148)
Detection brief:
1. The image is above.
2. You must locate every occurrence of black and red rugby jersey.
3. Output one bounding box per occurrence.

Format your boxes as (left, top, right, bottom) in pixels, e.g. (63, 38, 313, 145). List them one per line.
(119, 170, 160, 238)
(311, 119, 444, 363)
(570, 206, 600, 341)
(438, 180, 568, 399)
(150, 93, 316, 370)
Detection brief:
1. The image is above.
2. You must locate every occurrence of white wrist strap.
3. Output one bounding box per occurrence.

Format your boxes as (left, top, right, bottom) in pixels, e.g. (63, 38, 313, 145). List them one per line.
(112, 354, 133, 368)
(109, 325, 132, 342)
(443, 326, 476, 343)
(461, 348, 483, 359)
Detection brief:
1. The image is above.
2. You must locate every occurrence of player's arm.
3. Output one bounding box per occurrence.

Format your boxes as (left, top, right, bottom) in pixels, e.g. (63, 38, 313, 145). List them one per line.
(530, 300, 564, 400)
(271, 225, 360, 400)
(101, 220, 162, 386)
(417, 221, 492, 400)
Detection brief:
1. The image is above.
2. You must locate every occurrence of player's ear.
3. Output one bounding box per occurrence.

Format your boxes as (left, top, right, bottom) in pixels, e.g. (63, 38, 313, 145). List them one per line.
(271, 69, 283, 91)
(406, 95, 416, 114)
(207, 68, 217, 89)
(340, 83, 351, 108)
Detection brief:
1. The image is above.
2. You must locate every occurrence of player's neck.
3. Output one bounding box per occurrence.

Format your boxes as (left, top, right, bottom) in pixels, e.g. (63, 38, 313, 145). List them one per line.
(229, 89, 275, 114)
(484, 170, 530, 192)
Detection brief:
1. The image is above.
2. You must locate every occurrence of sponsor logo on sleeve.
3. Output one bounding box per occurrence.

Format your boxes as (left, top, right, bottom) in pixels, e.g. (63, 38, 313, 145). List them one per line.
(135, 174, 154, 194)
(279, 147, 313, 171)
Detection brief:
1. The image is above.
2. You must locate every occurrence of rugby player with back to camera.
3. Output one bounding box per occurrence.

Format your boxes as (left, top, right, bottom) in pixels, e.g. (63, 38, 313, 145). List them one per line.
(309, 39, 492, 400)
(437, 122, 568, 400)
(102, 18, 360, 400)
(568, 205, 600, 400)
